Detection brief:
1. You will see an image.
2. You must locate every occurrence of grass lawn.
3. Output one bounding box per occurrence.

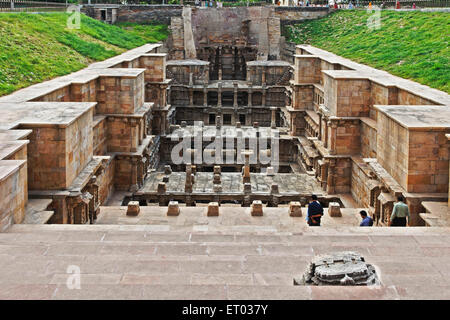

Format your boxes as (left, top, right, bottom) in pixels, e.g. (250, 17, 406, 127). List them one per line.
(286, 10, 450, 94)
(0, 13, 169, 96)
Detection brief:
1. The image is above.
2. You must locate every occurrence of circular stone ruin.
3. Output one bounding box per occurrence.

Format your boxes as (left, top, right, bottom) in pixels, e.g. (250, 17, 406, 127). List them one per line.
(294, 251, 380, 286)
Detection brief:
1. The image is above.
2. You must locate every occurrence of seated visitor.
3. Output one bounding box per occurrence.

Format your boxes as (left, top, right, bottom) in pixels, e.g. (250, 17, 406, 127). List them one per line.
(359, 210, 373, 227)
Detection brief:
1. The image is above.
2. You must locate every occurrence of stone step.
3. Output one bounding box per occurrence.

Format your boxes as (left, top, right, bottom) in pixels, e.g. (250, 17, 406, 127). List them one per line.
(7, 223, 450, 236)
(23, 199, 54, 224)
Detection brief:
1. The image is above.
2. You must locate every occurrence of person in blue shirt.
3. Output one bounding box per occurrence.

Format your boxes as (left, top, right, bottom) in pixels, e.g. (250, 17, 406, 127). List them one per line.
(359, 210, 373, 227)
(307, 195, 323, 226)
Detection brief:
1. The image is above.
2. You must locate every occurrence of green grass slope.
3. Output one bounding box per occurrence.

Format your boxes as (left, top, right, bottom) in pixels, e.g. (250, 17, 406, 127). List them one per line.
(0, 13, 169, 96)
(287, 10, 450, 94)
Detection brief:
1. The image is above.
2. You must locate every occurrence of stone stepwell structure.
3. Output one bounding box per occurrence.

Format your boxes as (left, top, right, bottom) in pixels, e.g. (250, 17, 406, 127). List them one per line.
(0, 6, 449, 234)
(0, 44, 169, 231)
(1, 7, 450, 300)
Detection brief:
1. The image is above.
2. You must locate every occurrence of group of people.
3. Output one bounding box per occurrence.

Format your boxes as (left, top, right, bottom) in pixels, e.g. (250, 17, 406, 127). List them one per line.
(306, 195, 410, 227)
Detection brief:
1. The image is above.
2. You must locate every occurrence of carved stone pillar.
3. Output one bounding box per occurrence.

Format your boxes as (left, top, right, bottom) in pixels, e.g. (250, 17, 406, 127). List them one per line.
(233, 81, 238, 109)
(330, 122, 337, 155)
(324, 118, 329, 148)
(318, 113, 322, 141)
(203, 85, 208, 107)
(262, 86, 266, 107)
(261, 67, 266, 85)
(326, 159, 336, 194)
(130, 157, 139, 192)
(160, 110, 167, 135)
(189, 88, 194, 107)
(248, 83, 253, 107)
(217, 82, 222, 108)
(270, 107, 277, 129)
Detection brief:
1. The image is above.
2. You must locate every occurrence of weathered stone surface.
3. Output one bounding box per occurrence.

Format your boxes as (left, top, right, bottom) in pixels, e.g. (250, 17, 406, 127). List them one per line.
(294, 251, 379, 286)
(289, 201, 302, 217)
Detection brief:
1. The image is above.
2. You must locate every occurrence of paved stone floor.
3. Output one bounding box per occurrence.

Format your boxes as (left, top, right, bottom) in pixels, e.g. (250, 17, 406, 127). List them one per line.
(139, 172, 323, 195)
(1, 207, 450, 300)
(96, 206, 362, 230)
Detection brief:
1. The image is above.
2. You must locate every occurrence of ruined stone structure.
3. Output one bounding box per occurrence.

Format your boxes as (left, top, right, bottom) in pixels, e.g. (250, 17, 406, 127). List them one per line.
(0, 6, 449, 232)
(294, 251, 380, 286)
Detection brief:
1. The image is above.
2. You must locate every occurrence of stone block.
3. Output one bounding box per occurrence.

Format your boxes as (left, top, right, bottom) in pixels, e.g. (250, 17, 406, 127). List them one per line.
(213, 173, 221, 184)
(157, 182, 167, 194)
(289, 201, 302, 217)
(207, 202, 219, 217)
(214, 165, 221, 174)
(126, 201, 140, 216)
(164, 165, 172, 175)
(244, 183, 252, 194)
(266, 166, 275, 176)
(271, 183, 279, 194)
(167, 201, 180, 216)
(251, 200, 263, 216)
(328, 202, 342, 217)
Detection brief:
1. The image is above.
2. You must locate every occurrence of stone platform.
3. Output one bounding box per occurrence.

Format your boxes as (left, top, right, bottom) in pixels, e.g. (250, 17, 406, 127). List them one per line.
(95, 205, 361, 231)
(1, 221, 450, 299)
(135, 172, 324, 204)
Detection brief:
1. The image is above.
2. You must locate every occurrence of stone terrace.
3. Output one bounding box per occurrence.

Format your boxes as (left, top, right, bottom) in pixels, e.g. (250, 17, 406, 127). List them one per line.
(1, 213, 450, 299)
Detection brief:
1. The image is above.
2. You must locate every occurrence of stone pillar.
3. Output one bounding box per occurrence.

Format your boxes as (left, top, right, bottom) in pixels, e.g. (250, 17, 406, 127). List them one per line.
(130, 158, 138, 192)
(216, 115, 221, 129)
(326, 159, 336, 194)
(189, 88, 194, 107)
(248, 82, 252, 107)
(270, 107, 277, 129)
(217, 82, 222, 108)
(233, 81, 238, 109)
(329, 121, 337, 154)
(324, 119, 329, 148)
(242, 150, 252, 183)
(262, 86, 266, 107)
(318, 113, 322, 141)
(160, 110, 167, 135)
(167, 87, 171, 105)
(203, 85, 208, 107)
(185, 165, 193, 193)
(261, 67, 266, 85)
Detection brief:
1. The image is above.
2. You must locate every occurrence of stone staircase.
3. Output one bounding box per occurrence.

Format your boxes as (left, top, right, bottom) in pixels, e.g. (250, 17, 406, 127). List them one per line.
(23, 198, 54, 224)
(2, 222, 450, 299)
